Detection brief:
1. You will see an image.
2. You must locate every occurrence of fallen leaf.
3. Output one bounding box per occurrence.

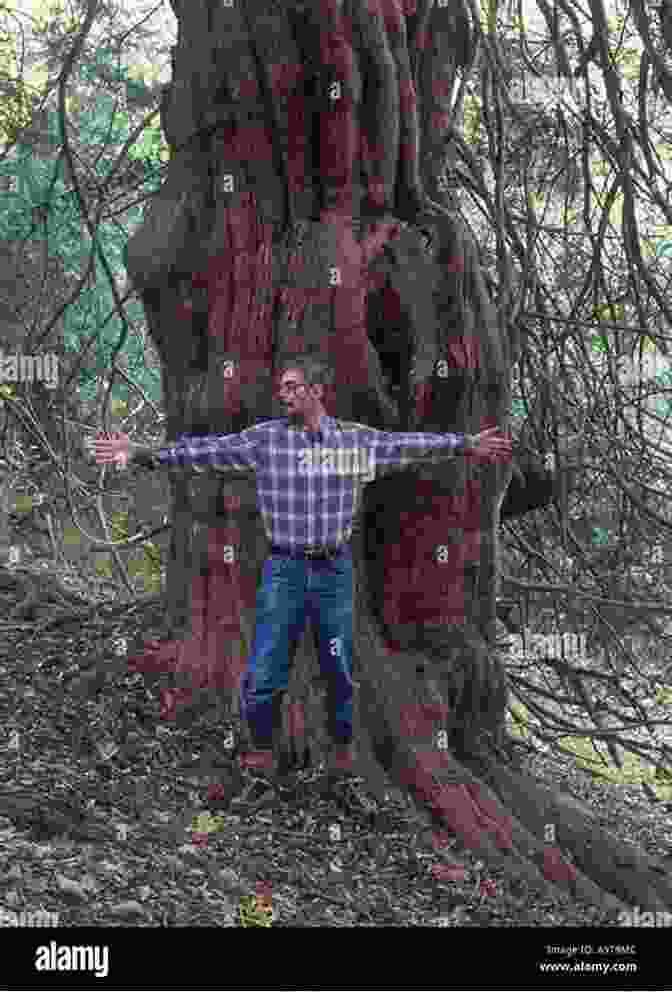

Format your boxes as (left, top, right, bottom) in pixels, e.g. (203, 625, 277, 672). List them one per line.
(480, 879, 497, 898)
(432, 864, 467, 883)
(207, 783, 227, 802)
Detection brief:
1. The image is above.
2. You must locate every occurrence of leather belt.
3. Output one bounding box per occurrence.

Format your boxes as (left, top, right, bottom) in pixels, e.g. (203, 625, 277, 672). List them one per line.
(270, 543, 346, 560)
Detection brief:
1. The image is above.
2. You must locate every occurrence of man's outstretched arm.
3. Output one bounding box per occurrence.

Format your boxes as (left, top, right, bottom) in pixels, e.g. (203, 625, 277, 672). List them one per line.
(89, 430, 259, 474)
(365, 425, 512, 474)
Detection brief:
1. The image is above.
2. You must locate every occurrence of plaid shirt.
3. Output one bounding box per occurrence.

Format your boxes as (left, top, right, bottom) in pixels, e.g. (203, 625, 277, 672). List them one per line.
(156, 416, 466, 550)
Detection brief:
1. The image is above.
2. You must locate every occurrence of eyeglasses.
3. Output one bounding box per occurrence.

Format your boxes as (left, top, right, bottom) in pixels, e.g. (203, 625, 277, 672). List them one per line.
(277, 383, 305, 395)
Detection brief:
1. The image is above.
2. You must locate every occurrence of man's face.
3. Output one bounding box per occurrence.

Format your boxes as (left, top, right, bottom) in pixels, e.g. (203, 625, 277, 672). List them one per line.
(277, 369, 322, 419)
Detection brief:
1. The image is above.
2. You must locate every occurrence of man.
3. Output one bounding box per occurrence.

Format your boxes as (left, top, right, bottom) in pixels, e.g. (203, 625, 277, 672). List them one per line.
(92, 356, 511, 786)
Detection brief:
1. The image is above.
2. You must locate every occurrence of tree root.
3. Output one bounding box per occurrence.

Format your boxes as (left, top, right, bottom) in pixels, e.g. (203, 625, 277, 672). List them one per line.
(478, 757, 672, 913)
(351, 531, 670, 915)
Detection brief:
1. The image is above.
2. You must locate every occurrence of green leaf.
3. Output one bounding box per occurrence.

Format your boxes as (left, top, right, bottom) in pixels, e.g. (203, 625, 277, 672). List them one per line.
(13, 494, 33, 513)
(110, 512, 129, 542)
(557, 736, 606, 773)
(591, 191, 624, 226)
(591, 160, 611, 177)
(609, 197, 624, 226)
(143, 541, 161, 563)
(190, 812, 226, 834)
(238, 894, 273, 927)
(479, 0, 497, 33)
(463, 95, 481, 146)
(507, 701, 529, 740)
(556, 738, 671, 795)
(133, 541, 163, 593)
(592, 304, 624, 323)
(110, 399, 128, 417)
(94, 555, 113, 578)
(62, 526, 81, 546)
(590, 334, 609, 353)
(654, 224, 672, 242)
(612, 48, 640, 81)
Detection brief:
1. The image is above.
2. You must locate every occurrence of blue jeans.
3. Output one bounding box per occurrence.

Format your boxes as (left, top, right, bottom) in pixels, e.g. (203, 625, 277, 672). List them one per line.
(239, 550, 354, 749)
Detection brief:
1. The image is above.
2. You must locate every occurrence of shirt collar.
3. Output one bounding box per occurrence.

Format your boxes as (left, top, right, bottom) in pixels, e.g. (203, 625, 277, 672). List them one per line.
(286, 414, 333, 440)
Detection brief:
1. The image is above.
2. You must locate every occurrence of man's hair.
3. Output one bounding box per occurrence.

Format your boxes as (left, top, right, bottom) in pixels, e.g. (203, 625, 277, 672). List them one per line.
(277, 354, 334, 389)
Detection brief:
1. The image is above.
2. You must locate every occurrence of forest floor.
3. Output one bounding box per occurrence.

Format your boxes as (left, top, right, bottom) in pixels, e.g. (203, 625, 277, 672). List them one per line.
(0, 596, 670, 928)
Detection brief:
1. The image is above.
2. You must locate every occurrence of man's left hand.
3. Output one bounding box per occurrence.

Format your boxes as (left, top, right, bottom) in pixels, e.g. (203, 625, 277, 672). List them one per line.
(465, 427, 512, 462)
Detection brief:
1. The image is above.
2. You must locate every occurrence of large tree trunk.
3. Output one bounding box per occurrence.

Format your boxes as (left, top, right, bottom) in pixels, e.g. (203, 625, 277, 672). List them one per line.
(123, 0, 671, 914)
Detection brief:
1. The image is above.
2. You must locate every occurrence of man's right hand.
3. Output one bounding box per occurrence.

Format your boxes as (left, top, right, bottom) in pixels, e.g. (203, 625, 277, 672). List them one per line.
(89, 431, 132, 469)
